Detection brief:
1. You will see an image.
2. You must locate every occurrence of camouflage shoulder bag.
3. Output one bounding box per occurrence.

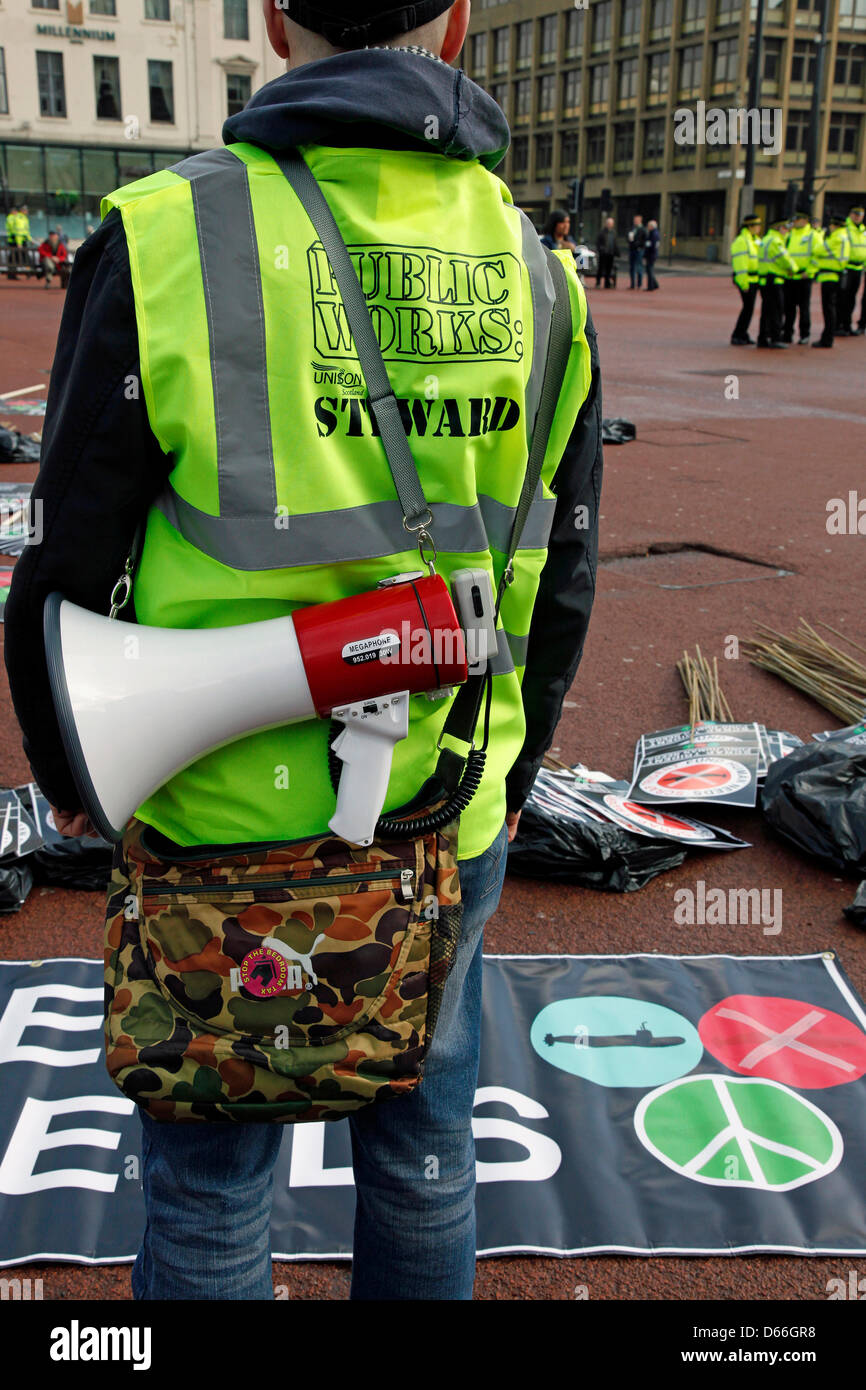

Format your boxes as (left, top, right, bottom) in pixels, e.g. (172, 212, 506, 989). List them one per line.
(103, 152, 574, 1122)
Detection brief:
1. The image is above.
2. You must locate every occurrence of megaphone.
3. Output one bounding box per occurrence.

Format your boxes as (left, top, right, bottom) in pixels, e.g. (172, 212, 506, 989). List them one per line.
(44, 570, 496, 848)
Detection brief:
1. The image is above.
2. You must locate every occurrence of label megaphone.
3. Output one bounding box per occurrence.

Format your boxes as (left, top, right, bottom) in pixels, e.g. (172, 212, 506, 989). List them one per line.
(43, 569, 498, 848)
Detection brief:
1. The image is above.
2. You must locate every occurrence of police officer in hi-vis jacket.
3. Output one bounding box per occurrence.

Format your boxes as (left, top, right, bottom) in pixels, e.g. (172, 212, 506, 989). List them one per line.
(5, 0, 602, 1301)
(730, 213, 761, 344)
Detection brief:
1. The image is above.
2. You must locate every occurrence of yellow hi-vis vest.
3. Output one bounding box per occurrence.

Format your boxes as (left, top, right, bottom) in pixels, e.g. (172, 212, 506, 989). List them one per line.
(814, 227, 850, 282)
(844, 217, 866, 269)
(102, 142, 592, 860)
(730, 227, 759, 290)
(786, 225, 818, 280)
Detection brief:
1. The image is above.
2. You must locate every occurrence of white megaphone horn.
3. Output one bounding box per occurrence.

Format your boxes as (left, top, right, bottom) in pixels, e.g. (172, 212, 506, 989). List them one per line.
(44, 570, 496, 848)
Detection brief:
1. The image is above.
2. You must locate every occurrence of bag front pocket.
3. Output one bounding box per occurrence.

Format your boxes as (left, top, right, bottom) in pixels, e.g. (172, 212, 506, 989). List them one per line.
(135, 849, 427, 1045)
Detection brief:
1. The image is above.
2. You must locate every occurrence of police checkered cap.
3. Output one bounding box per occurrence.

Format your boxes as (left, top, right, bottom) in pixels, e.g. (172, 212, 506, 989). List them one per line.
(283, 1, 454, 47)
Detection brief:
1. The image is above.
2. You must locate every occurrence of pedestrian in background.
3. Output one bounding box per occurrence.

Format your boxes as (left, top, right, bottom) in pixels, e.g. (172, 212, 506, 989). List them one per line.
(644, 220, 660, 290)
(782, 210, 816, 345)
(757, 215, 796, 348)
(38, 230, 69, 288)
(729, 213, 761, 344)
(595, 216, 617, 288)
(813, 212, 850, 349)
(541, 208, 578, 258)
(627, 214, 646, 290)
(838, 206, 866, 336)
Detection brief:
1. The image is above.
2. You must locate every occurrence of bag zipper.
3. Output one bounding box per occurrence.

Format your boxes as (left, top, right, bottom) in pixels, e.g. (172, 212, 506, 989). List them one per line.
(142, 867, 416, 902)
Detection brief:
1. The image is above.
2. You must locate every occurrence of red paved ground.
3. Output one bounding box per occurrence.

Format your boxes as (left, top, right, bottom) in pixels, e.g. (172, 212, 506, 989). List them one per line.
(1, 268, 865, 1300)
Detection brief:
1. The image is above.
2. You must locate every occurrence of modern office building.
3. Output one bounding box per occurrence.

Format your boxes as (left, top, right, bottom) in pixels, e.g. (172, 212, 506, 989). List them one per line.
(0, 0, 282, 240)
(462, 0, 866, 258)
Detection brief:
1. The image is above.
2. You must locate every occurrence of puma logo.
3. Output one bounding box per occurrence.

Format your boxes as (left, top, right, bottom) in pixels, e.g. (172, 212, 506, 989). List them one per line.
(262, 932, 327, 987)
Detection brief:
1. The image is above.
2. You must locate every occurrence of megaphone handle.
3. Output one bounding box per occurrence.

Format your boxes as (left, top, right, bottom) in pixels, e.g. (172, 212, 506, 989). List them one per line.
(327, 692, 409, 847)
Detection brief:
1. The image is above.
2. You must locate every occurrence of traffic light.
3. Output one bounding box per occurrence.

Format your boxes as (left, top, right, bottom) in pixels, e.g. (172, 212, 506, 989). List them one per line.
(671, 195, 681, 218)
(601, 186, 613, 212)
(568, 177, 583, 218)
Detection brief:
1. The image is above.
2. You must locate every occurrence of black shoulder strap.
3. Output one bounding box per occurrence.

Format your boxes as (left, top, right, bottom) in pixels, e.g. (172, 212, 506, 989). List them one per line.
(276, 150, 432, 536)
(439, 247, 575, 755)
(276, 148, 575, 758)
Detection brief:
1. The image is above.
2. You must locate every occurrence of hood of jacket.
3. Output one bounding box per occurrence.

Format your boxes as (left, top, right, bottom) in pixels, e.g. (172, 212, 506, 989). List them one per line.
(222, 47, 509, 171)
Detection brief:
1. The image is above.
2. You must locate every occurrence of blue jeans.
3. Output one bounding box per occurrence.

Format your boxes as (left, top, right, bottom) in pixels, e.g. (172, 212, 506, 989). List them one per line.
(130, 821, 508, 1301)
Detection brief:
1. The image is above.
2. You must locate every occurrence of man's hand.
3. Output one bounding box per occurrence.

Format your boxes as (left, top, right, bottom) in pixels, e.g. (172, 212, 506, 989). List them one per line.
(51, 806, 98, 839)
(506, 810, 521, 843)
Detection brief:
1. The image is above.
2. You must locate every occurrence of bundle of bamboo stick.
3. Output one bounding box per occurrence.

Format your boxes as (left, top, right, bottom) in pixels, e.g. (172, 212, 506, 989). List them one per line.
(677, 647, 734, 724)
(744, 620, 866, 724)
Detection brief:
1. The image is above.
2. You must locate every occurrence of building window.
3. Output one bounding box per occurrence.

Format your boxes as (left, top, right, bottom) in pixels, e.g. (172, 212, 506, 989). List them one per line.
(827, 112, 861, 164)
(713, 36, 738, 86)
(94, 54, 121, 119)
(560, 128, 580, 175)
(535, 131, 553, 176)
(148, 59, 174, 122)
(563, 66, 581, 117)
(514, 78, 531, 123)
(795, 0, 819, 15)
(784, 108, 810, 160)
(471, 32, 488, 75)
(589, 62, 610, 109)
(90, 0, 117, 12)
(145, 0, 170, 19)
(647, 50, 670, 101)
(679, 43, 704, 94)
(493, 26, 510, 72)
(539, 14, 558, 64)
(643, 116, 666, 168)
(650, 0, 673, 37)
(0, 49, 7, 116)
(32, 0, 60, 8)
(227, 71, 251, 117)
(586, 126, 606, 173)
(839, 0, 866, 27)
(224, 0, 249, 40)
(537, 72, 556, 120)
(790, 37, 816, 85)
(564, 8, 584, 57)
(620, 0, 641, 45)
(592, 1, 612, 49)
(613, 124, 635, 168)
(36, 51, 66, 117)
(715, 0, 739, 21)
(618, 55, 639, 104)
(835, 41, 866, 93)
(492, 81, 508, 115)
(762, 37, 783, 90)
(511, 135, 528, 178)
(516, 21, 533, 69)
(681, 0, 707, 30)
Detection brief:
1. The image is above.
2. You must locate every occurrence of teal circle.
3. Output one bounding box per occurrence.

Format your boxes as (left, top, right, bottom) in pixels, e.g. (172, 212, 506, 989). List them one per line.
(530, 995, 703, 1089)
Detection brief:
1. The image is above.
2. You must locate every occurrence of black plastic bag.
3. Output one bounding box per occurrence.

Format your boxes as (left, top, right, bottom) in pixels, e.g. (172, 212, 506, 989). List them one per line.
(31, 834, 114, 891)
(761, 740, 866, 876)
(0, 427, 40, 464)
(507, 801, 686, 892)
(844, 881, 866, 928)
(0, 862, 34, 912)
(602, 418, 636, 446)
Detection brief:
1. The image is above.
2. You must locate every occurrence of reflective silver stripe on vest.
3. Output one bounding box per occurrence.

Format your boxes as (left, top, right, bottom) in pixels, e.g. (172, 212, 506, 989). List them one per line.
(155, 150, 557, 571)
(172, 149, 276, 520)
(154, 487, 556, 571)
(486, 631, 528, 677)
(512, 205, 556, 440)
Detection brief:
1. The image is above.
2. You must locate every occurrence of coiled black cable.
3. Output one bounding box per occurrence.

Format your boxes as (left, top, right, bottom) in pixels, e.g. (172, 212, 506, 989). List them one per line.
(327, 722, 486, 839)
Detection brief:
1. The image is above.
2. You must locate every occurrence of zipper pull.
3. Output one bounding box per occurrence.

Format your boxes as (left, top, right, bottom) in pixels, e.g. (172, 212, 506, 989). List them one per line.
(400, 869, 415, 902)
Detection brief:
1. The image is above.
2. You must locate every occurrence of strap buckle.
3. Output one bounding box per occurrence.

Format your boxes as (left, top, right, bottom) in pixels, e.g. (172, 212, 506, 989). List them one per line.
(108, 572, 133, 621)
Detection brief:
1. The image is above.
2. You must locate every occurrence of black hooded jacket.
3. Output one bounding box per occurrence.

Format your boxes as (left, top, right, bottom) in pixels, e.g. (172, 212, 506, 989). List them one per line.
(4, 48, 602, 825)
